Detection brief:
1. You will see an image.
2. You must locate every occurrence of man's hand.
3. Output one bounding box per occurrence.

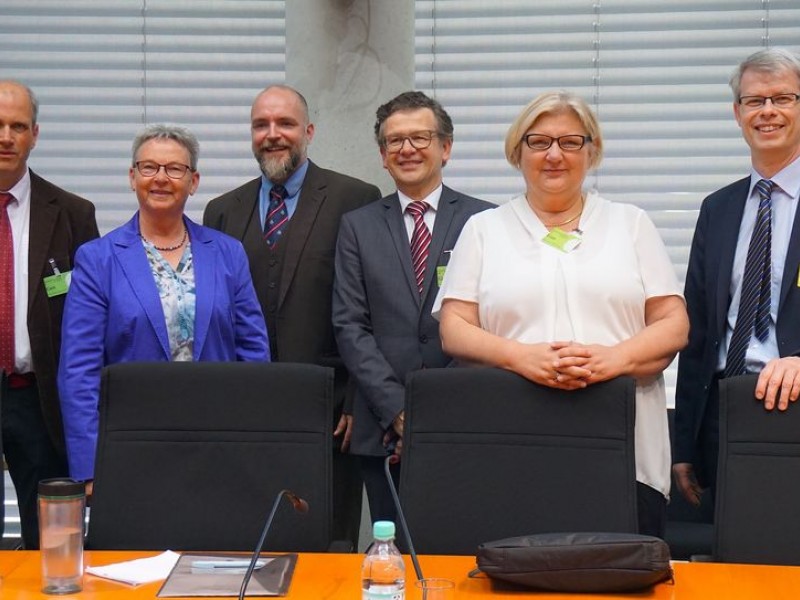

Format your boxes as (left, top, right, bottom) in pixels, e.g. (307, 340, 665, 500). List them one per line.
(392, 411, 405, 437)
(333, 413, 353, 452)
(756, 357, 800, 411)
(672, 462, 703, 507)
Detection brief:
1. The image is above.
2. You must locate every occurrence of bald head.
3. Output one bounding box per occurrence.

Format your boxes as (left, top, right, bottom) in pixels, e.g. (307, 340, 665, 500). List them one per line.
(0, 80, 40, 189)
(0, 81, 38, 126)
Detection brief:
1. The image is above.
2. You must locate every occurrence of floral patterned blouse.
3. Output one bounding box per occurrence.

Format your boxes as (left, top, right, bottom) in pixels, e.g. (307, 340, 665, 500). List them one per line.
(142, 239, 196, 361)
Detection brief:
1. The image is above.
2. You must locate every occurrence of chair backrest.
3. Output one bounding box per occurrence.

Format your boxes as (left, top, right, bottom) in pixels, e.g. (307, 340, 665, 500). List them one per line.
(87, 362, 332, 552)
(399, 368, 638, 555)
(663, 409, 713, 560)
(715, 373, 800, 565)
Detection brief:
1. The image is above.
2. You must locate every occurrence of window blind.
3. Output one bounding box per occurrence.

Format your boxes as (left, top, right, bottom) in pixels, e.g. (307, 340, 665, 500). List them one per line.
(415, 0, 800, 402)
(0, 0, 285, 232)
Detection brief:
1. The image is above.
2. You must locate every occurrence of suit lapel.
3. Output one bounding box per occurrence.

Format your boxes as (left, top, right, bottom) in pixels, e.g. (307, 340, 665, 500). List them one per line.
(189, 219, 214, 359)
(421, 186, 459, 305)
(278, 162, 326, 308)
(226, 178, 262, 242)
(115, 216, 171, 359)
(780, 188, 800, 313)
(713, 178, 750, 336)
(27, 176, 58, 307)
(383, 193, 420, 305)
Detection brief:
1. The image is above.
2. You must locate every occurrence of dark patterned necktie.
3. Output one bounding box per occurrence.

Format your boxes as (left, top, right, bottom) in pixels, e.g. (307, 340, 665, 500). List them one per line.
(0, 192, 15, 375)
(406, 201, 431, 294)
(725, 179, 774, 377)
(263, 184, 289, 249)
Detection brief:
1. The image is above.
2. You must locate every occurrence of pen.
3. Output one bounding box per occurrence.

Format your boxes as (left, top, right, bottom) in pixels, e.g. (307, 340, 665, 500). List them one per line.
(191, 559, 267, 570)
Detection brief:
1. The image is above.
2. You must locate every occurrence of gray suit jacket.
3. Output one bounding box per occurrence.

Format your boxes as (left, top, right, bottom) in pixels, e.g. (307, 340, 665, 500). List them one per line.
(333, 185, 493, 456)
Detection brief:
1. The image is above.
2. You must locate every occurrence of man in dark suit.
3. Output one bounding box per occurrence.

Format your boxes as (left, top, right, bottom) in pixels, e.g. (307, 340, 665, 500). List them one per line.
(333, 91, 493, 523)
(203, 85, 381, 547)
(0, 80, 98, 548)
(674, 49, 800, 508)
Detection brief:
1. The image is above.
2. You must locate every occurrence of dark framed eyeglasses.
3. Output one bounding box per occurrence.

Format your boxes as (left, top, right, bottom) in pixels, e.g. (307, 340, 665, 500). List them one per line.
(738, 93, 800, 110)
(134, 161, 194, 179)
(383, 130, 441, 152)
(523, 134, 592, 152)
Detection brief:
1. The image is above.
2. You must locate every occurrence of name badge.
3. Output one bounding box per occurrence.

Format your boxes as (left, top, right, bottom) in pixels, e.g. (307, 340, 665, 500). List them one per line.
(542, 228, 582, 253)
(436, 265, 447, 287)
(44, 272, 72, 297)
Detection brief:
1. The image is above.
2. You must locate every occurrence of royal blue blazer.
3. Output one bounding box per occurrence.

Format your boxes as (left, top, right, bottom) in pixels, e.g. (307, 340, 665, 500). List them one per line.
(58, 214, 269, 480)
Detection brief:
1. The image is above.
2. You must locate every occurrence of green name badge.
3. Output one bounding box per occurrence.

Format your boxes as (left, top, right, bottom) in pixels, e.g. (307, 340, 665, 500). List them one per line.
(437, 265, 447, 287)
(542, 228, 582, 253)
(44, 271, 72, 297)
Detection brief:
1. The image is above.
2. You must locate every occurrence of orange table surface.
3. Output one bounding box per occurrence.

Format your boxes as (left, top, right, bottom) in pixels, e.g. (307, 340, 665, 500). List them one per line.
(3, 551, 800, 599)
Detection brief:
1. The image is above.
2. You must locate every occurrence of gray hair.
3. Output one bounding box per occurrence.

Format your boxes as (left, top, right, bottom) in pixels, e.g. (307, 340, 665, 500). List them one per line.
(131, 124, 200, 170)
(730, 48, 800, 99)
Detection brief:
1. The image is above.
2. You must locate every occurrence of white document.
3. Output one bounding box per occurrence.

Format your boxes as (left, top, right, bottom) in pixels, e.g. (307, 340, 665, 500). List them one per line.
(86, 550, 181, 586)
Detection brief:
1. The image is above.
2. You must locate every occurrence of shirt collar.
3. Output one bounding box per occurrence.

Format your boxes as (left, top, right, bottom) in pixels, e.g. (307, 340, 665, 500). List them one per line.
(750, 154, 800, 200)
(3, 169, 31, 206)
(397, 184, 443, 213)
(260, 158, 309, 198)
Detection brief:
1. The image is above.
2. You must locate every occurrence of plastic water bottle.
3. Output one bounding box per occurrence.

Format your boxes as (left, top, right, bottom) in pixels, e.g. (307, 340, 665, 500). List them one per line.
(362, 520, 405, 600)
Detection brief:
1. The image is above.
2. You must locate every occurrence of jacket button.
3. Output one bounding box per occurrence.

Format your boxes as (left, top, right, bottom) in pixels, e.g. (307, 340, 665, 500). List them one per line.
(419, 335, 428, 343)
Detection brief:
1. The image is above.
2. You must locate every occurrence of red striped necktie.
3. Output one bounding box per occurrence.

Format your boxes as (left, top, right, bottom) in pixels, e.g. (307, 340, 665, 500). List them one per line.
(406, 201, 431, 295)
(0, 192, 15, 375)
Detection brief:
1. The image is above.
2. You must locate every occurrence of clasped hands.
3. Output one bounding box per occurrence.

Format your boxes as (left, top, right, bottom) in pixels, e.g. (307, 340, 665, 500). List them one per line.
(513, 340, 625, 390)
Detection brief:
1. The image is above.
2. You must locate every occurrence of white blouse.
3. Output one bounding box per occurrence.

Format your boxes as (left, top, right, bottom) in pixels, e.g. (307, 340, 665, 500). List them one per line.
(433, 190, 683, 497)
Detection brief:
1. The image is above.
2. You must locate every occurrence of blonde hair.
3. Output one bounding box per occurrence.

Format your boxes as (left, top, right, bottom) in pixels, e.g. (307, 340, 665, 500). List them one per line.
(505, 91, 603, 170)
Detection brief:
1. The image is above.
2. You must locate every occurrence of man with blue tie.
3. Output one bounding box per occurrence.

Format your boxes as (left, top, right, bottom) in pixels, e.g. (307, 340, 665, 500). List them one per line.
(203, 85, 381, 548)
(333, 92, 492, 523)
(674, 48, 800, 507)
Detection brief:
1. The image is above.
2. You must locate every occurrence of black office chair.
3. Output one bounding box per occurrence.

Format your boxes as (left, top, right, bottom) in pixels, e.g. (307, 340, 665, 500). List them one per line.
(664, 409, 713, 560)
(87, 362, 333, 552)
(715, 373, 800, 565)
(399, 368, 638, 555)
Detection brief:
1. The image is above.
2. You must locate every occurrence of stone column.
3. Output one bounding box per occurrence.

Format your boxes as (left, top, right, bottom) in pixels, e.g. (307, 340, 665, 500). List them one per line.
(285, 0, 414, 194)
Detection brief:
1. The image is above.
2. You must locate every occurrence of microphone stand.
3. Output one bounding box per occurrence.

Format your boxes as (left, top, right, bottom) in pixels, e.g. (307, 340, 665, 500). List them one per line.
(384, 455, 424, 582)
(238, 489, 308, 600)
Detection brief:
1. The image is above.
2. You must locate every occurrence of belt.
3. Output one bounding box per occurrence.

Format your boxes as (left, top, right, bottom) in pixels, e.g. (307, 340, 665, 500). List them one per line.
(7, 372, 36, 389)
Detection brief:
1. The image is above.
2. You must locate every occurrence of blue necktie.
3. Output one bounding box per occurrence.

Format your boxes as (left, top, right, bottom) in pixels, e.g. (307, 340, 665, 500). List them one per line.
(725, 179, 774, 377)
(263, 184, 288, 249)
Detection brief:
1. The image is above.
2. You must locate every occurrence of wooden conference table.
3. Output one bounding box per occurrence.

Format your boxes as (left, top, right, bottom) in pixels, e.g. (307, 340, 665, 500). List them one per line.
(3, 551, 800, 599)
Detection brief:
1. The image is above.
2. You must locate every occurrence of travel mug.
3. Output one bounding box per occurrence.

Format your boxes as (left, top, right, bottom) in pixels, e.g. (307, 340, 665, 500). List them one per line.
(38, 478, 85, 594)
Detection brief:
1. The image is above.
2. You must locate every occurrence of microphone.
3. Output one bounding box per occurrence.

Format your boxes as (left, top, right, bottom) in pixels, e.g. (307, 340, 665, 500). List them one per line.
(384, 454, 424, 582)
(238, 489, 309, 600)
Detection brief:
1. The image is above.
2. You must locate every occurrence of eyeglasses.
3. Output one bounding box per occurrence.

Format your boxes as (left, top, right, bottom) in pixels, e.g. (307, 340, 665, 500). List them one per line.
(134, 161, 194, 179)
(383, 130, 441, 152)
(738, 93, 800, 110)
(523, 134, 592, 152)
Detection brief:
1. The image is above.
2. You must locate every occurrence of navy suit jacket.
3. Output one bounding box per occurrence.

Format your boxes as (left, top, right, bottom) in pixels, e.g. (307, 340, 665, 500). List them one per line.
(333, 186, 493, 456)
(675, 176, 800, 467)
(58, 214, 269, 479)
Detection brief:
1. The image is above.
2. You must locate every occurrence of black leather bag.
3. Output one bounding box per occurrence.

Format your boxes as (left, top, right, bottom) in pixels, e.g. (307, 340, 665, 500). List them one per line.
(474, 532, 673, 592)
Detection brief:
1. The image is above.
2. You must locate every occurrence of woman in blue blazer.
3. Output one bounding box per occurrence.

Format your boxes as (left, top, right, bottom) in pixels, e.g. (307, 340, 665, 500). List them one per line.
(58, 124, 269, 484)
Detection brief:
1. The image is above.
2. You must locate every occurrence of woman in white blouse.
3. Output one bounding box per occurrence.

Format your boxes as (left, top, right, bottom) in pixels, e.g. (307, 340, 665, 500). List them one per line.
(434, 91, 689, 537)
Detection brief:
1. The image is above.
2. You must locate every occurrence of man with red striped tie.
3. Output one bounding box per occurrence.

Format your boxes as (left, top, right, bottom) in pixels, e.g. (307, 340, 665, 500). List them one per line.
(333, 91, 493, 525)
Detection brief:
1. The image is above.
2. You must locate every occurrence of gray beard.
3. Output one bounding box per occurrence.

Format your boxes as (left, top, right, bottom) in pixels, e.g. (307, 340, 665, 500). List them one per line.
(256, 148, 301, 183)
